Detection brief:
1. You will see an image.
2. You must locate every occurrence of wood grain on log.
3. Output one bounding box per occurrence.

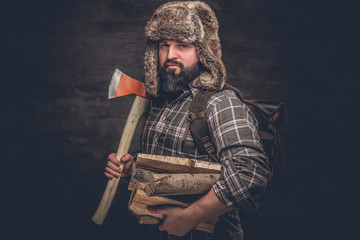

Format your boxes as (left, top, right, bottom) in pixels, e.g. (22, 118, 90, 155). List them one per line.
(136, 153, 221, 173)
(129, 169, 220, 196)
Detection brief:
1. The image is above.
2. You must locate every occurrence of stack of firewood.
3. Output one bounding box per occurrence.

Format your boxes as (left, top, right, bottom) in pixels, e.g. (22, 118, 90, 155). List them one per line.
(127, 153, 221, 233)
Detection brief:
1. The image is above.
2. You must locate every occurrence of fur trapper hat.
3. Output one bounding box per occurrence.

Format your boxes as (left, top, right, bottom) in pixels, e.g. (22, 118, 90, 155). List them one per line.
(144, 1, 226, 98)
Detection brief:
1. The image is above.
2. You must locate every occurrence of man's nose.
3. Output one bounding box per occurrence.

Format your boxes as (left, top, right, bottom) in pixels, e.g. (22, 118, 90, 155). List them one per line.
(167, 45, 178, 59)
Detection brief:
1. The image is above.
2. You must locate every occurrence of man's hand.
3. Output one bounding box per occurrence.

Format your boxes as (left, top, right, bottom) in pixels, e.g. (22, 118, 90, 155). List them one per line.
(148, 206, 198, 237)
(104, 153, 134, 179)
(149, 188, 233, 237)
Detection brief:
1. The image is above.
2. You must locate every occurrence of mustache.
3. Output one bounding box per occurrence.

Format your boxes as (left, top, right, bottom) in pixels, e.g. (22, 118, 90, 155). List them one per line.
(164, 60, 184, 68)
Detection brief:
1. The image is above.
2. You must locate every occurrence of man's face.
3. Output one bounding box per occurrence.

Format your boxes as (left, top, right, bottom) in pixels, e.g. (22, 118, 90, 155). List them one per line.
(159, 40, 199, 75)
(158, 40, 202, 95)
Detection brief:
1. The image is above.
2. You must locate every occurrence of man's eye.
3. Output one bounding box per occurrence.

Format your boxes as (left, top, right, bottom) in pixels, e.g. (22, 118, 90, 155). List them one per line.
(178, 44, 188, 49)
(160, 43, 169, 48)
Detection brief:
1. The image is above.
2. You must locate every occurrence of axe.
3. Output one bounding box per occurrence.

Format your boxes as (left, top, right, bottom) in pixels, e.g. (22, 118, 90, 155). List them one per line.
(92, 69, 148, 225)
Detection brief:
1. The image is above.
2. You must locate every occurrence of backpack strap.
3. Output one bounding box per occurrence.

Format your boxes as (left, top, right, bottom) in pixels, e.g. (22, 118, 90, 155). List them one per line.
(187, 84, 242, 162)
(187, 88, 219, 162)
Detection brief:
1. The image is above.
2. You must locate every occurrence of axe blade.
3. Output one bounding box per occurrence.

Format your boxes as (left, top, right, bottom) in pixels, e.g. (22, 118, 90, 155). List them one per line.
(108, 69, 146, 99)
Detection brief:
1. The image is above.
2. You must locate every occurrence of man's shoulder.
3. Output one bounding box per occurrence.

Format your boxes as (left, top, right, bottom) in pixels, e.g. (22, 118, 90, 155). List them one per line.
(204, 89, 257, 123)
(206, 89, 244, 108)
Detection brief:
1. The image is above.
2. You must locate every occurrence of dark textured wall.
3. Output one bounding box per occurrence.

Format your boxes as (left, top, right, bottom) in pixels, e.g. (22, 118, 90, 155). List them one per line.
(2, 0, 355, 239)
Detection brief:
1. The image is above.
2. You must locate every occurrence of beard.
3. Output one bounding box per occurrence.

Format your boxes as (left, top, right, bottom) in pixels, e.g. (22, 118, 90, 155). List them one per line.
(159, 60, 203, 96)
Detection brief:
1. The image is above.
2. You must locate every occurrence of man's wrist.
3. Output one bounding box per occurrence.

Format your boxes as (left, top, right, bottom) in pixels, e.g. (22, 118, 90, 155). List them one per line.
(183, 205, 202, 227)
(184, 194, 212, 225)
(185, 188, 233, 224)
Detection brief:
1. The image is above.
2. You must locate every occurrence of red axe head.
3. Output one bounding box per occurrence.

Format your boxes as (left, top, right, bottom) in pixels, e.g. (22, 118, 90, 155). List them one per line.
(108, 69, 147, 99)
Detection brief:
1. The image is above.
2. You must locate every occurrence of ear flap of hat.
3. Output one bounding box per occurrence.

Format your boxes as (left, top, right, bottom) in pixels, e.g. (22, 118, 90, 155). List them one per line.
(190, 2, 226, 90)
(144, 40, 160, 98)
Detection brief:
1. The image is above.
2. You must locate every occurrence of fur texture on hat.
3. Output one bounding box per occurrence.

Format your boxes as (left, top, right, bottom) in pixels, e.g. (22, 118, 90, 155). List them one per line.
(144, 1, 226, 98)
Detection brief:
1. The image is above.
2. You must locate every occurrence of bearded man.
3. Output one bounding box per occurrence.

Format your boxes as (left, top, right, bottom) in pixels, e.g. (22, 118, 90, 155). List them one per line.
(104, 1, 270, 239)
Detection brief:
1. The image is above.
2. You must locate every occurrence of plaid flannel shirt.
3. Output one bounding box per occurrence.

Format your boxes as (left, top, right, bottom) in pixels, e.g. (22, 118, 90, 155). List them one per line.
(141, 79, 270, 239)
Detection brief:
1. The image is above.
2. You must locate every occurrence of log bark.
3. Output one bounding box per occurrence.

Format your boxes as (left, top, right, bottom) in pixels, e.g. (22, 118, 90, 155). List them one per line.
(129, 169, 219, 196)
(128, 183, 217, 233)
(144, 173, 220, 196)
(136, 153, 221, 173)
(128, 168, 167, 191)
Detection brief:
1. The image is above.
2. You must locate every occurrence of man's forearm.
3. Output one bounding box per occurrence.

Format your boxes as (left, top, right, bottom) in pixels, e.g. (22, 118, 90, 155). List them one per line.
(148, 187, 233, 237)
(185, 187, 233, 224)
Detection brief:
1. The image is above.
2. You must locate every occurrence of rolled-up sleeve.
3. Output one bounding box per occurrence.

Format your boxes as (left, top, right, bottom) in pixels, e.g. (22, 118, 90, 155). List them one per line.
(207, 90, 270, 213)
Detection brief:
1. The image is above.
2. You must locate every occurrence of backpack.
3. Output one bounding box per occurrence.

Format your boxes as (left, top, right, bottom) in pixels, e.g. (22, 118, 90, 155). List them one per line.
(186, 84, 287, 178)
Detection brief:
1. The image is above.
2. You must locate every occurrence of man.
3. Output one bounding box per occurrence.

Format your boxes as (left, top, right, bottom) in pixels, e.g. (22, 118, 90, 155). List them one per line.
(104, 1, 270, 239)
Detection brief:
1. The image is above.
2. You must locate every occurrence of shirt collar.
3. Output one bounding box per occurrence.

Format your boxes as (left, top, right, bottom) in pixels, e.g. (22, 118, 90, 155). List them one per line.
(189, 73, 204, 97)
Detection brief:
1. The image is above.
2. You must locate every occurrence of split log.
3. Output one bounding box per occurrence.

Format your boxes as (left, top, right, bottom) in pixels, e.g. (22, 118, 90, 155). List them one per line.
(143, 172, 220, 196)
(128, 183, 217, 233)
(129, 169, 220, 196)
(128, 168, 167, 191)
(136, 153, 221, 173)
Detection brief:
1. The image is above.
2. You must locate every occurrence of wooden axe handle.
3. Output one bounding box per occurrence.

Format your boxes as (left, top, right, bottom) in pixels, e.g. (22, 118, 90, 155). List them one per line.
(92, 95, 148, 225)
